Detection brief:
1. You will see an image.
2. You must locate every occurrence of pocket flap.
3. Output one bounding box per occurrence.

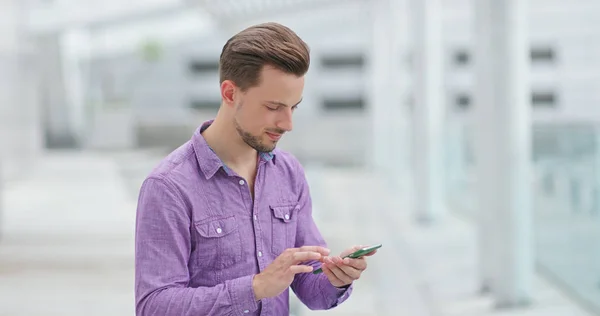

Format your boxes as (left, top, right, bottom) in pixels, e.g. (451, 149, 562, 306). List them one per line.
(270, 204, 298, 223)
(195, 216, 238, 238)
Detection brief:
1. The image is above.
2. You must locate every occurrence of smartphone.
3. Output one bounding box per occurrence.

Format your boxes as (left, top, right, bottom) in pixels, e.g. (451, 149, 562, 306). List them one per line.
(312, 244, 382, 274)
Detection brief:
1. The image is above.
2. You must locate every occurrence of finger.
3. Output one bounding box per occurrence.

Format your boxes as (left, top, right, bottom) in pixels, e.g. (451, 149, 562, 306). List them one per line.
(336, 262, 362, 280)
(326, 262, 354, 285)
(292, 251, 323, 262)
(289, 265, 313, 274)
(343, 258, 367, 270)
(332, 256, 362, 279)
(297, 246, 331, 256)
(321, 263, 338, 283)
(323, 256, 336, 265)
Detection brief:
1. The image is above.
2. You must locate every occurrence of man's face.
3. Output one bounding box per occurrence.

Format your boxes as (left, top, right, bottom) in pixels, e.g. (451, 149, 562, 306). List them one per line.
(232, 66, 304, 153)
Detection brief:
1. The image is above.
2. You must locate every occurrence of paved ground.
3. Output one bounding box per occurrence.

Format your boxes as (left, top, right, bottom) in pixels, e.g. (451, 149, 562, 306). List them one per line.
(0, 150, 596, 316)
(0, 151, 136, 316)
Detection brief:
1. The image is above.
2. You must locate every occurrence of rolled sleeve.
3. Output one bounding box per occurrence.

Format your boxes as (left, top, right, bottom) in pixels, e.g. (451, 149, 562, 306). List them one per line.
(227, 275, 259, 314)
(319, 278, 353, 306)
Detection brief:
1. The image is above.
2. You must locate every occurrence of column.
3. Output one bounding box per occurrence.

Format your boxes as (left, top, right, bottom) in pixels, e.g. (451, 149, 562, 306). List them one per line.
(0, 0, 21, 181)
(60, 28, 92, 147)
(37, 33, 76, 149)
(368, 0, 393, 175)
(0, 1, 42, 181)
(411, 0, 445, 223)
(474, 0, 533, 307)
(0, 0, 43, 237)
(368, 0, 406, 188)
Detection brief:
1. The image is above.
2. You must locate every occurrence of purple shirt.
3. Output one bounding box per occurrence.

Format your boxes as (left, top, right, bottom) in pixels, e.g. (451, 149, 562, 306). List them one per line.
(135, 120, 353, 315)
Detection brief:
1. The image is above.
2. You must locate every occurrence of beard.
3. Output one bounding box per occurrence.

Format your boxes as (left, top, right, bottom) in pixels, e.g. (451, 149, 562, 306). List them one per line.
(234, 102, 284, 153)
(234, 118, 277, 153)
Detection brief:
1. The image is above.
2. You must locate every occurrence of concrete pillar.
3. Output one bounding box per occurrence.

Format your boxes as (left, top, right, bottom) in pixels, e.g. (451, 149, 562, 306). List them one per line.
(368, 0, 393, 175)
(61, 28, 92, 147)
(368, 0, 407, 188)
(474, 0, 533, 307)
(411, 0, 445, 223)
(0, 1, 42, 181)
(0, 0, 22, 181)
(0, 0, 44, 237)
(37, 33, 78, 149)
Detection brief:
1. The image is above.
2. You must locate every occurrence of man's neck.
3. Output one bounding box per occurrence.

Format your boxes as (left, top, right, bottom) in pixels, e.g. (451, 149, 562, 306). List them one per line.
(201, 115, 257, 169)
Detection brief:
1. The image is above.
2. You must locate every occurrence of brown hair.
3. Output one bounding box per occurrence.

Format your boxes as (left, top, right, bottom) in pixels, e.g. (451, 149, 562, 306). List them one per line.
(219, 22, 310, 91)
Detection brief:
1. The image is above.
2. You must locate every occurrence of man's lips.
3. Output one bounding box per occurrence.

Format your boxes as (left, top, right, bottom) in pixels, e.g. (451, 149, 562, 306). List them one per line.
(265, 132, 283, 141)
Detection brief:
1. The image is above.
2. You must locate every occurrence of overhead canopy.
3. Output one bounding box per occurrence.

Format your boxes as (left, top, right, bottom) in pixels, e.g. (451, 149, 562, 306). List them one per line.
(25, 0, 192, 33)
(190, 0, 357, 22)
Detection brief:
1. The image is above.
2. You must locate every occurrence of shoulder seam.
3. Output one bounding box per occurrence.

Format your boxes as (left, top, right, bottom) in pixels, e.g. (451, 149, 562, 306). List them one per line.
(145, 176, 190, 215)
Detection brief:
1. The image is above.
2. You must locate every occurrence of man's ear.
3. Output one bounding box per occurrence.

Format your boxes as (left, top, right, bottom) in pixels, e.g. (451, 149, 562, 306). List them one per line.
(220, 80, 236, 107)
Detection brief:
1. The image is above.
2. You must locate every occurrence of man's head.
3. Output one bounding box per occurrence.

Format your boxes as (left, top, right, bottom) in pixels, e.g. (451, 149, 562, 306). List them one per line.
(218, 22, 309, 153)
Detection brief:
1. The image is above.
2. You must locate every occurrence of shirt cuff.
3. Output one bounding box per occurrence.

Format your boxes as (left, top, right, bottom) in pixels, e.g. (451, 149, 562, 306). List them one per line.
(227, 274, 259, 314)
(319, 274, 353, 304)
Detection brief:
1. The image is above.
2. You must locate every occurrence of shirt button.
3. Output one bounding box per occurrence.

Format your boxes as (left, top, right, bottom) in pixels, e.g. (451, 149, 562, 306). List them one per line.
(253, 215, 257, 220)
(243, 310, 249, 314)
(284, 214, 290, 220)
(216, 227, 222, 234)
(239, 179, 245, 185)
(258, 251, 262, 257)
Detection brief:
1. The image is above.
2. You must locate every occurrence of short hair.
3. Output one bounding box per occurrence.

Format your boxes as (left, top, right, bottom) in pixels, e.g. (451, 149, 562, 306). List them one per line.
(219, 22, 310, 91)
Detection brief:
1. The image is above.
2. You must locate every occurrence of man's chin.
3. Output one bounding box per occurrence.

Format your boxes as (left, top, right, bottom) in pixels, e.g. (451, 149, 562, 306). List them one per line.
(259, 142, 277, 153)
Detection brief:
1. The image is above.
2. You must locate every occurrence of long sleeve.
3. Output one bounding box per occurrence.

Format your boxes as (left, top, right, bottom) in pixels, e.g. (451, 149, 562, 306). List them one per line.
(135, 177, 258, 316)
(289, 163, 353, 310)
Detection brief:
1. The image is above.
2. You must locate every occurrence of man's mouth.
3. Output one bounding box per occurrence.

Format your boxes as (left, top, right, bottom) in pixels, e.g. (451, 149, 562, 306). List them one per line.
(265, 132, 283, 141)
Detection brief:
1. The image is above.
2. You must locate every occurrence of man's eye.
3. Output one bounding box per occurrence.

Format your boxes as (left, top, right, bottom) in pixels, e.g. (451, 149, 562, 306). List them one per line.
(266, 105, 279, 111)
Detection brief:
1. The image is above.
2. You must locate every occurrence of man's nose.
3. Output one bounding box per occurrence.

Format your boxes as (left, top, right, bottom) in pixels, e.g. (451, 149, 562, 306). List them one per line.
(277, 109, 294, 132)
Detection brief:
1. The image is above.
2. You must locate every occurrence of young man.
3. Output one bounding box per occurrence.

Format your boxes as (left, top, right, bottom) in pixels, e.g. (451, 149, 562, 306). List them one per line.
(134, 22, 375, 316)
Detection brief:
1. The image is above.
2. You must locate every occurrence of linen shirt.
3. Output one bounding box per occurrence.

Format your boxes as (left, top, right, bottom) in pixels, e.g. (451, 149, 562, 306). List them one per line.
(135, 120, 353, 315)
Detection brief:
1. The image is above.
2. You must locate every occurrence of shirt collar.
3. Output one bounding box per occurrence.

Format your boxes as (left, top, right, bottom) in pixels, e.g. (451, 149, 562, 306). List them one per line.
(192, 119, 276, 179)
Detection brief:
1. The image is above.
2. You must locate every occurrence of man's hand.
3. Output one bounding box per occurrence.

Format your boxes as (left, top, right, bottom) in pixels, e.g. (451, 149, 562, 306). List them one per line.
(252, 246, 330, 300)
(321, 245, 376, 288)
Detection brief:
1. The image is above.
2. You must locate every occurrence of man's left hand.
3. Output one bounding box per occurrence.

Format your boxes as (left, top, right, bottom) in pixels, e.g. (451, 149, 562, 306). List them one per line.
(320, 245, 376, 288)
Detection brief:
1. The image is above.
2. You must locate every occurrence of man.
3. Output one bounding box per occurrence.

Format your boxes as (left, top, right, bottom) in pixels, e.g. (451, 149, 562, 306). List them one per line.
(135, 22, 375, 316)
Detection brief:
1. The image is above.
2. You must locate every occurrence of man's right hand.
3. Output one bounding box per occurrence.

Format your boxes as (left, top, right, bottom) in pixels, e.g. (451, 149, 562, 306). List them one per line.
(252, 246, 330, 300)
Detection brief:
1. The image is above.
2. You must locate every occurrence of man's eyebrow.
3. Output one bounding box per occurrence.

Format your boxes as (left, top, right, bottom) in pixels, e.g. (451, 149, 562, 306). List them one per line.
(266, 98, 303, 107)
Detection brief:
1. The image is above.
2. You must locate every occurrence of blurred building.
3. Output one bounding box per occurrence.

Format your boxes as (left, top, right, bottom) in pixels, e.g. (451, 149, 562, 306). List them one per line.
(18, 0, 600, 169)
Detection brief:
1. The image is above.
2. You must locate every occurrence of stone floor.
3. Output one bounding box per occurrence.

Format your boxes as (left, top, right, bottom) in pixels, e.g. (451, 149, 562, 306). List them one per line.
(0, 150, 596, 316)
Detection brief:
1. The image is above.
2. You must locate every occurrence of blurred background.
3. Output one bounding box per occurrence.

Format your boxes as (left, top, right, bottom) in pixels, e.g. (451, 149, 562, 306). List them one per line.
(1, 0, 599, 315)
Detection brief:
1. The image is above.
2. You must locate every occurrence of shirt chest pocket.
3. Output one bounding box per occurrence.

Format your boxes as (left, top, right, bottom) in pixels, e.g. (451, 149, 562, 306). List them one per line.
(270, 203, 300, 255)
(194, 216, 242, 269)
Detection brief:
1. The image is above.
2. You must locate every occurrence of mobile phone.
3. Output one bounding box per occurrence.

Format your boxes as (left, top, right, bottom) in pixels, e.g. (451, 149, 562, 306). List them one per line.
(312, 244, 382, 274)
